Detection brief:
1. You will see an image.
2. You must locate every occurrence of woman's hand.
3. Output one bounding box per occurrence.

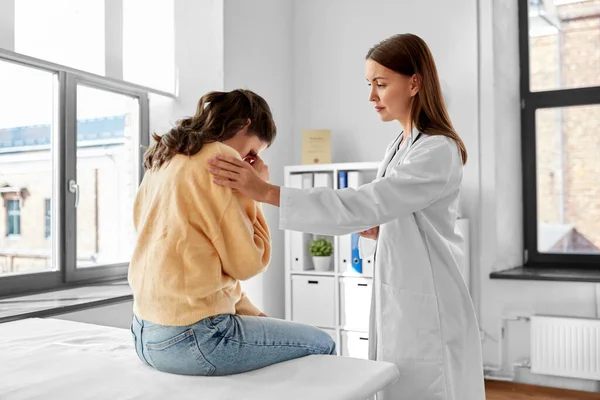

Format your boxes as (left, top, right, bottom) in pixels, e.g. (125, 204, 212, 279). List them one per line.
(244, 154, 270, 182)
(358, 226, 379, 240)
(208, 154, 280, 205)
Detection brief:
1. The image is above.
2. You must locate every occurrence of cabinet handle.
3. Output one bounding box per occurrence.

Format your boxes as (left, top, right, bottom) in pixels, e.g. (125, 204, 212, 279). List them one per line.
(358, 283, 368, 287)
(308, 280, 318, 284)
(359, 337, 368, 341)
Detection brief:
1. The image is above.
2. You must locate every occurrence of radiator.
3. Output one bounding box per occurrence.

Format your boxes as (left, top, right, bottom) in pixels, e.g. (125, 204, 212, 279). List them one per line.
(530, 315, 600, 380)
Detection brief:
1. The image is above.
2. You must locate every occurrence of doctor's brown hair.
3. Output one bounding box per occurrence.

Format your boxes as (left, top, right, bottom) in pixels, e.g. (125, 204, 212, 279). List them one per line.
(366, 33, 468, 164)
(143, 89, 277, 170)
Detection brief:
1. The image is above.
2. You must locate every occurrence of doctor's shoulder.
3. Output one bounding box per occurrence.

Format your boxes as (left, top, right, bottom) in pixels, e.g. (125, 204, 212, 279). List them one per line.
(413, 134, 463, 166)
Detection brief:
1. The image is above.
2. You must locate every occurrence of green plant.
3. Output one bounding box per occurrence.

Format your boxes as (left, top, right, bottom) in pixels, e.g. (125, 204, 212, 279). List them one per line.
(310, 238, 333, 257)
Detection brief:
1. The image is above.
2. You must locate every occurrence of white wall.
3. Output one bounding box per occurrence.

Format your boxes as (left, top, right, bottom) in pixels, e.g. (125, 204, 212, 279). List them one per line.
(223, 0, 294, 318)
(478, 0, 599, 392)
(149, 0, 224, 137)
(292, 0, 481, 308)
(0, 0, 14, 51)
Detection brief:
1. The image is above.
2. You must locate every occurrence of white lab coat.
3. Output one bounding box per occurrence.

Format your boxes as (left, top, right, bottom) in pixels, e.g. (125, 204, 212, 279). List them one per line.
(279, 128, 485, 400)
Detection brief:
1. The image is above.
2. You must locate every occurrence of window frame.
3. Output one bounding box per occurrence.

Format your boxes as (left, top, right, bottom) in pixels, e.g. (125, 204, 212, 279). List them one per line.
(0, 49, 171, 297)
(519, 0, 600, 268)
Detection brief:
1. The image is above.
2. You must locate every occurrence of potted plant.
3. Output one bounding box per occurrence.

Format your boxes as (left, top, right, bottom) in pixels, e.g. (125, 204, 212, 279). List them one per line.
(310, 238, 333, 271)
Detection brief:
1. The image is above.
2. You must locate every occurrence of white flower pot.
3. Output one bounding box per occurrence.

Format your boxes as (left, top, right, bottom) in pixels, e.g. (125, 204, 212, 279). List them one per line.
(312, 256, 332, 272)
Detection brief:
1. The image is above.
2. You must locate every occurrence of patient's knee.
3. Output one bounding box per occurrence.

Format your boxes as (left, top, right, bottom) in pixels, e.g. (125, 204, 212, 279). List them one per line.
(328, 339, 337, 355)
(315, 330, 337, 356)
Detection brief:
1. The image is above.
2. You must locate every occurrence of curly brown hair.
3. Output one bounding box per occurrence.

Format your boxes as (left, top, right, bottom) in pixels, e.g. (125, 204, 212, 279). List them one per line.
(143, 89, 277, 170)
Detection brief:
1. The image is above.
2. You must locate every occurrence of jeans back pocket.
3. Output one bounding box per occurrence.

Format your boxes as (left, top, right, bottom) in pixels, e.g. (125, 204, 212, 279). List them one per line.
(145, 328, 216, 376)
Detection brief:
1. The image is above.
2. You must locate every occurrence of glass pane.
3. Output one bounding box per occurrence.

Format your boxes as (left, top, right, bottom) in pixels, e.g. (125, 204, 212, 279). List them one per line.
(536, 104, 600, 254)
(529, 0, 600, 92)
(76, 85, 139, 268)
(0, 60, 58, 276)
(14, 0, 105, 75)
(123, 0, 175, 93)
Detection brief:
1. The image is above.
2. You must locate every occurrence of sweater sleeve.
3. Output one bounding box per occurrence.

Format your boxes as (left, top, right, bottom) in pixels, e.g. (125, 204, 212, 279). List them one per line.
(213, 192, 272, 281)
(235, 289, 262, 316)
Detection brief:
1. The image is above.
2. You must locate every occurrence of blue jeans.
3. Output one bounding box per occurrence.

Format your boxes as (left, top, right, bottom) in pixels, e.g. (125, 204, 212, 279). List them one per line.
(130, 314, 337, 376)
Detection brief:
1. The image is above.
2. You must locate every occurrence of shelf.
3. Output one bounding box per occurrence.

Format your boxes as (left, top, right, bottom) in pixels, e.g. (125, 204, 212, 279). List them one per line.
(290, 270, 336, 277)
(339, 272, 373, 279)
(288, 270, 375, 279)
(284, 161, 380, 174)
(339, 326, 369, 334)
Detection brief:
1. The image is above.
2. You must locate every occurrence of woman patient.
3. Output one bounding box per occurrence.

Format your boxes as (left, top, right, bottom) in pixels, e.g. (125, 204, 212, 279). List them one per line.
(128, 89, 336, 376)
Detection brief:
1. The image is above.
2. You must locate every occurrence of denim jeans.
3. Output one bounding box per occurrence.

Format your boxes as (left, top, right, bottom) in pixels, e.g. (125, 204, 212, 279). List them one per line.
(130, 314, 337, 376)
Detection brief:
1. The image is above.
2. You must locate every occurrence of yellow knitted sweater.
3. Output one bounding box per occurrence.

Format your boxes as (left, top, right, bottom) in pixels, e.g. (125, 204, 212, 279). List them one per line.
(128, 142, 271, 326)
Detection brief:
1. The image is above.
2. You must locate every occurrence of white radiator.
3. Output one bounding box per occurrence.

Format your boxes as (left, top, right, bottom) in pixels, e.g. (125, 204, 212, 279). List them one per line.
(530, 315, 600, 380)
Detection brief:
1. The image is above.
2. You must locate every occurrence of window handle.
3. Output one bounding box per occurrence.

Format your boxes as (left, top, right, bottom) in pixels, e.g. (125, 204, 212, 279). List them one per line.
(68, 180, 79, 208)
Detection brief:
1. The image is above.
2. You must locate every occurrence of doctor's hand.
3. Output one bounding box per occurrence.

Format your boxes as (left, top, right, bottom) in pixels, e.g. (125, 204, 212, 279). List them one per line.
(358, 226, 379, 240)
(208, 154, 279, 205)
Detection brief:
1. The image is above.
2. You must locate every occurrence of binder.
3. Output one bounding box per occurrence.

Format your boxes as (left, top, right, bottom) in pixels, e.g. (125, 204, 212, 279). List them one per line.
(347, 171, 364, 274)
(351, 233, 362, 274)
(362, 253, 374, 277)
(289, 174, 302, 190)
(289, 174, 311, 271)
(313, 172, 332, 188)
(347, 171, 363, 189)
(313, 173, 334, 244)
(301, 173, 313, 189)
(338, 171, 348, 189)
(337, 171, 352, 273)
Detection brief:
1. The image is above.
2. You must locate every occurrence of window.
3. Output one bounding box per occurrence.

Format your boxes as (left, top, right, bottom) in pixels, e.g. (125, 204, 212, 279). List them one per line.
(520, 0, 600, 267)
(12, 0, 175, 94)
(0, 54, 153, 297)
(6, 200, 21, 236)
(0, 59, 56, 278)
(45, 199, 51, 239)
(73, 85, 139, 270)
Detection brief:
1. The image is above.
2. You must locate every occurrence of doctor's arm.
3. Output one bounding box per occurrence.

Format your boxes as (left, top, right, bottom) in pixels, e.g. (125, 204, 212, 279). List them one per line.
(208, 139, 456, 236)
(277, 140, 456, 236)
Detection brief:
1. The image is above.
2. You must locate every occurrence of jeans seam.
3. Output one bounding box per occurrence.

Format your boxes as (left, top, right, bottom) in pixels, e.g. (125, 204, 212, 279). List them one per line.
(223, 336, 330, 354)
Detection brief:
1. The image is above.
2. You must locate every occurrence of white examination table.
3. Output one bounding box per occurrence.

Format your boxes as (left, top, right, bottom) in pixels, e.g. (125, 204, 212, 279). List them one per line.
(0, 318, 399, 400)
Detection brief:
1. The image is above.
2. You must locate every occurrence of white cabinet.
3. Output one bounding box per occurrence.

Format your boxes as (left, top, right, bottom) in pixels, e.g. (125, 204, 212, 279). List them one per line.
(339, 277, 371, 332)
(341, 330, 370, 360)
(291, 275, 335, 328)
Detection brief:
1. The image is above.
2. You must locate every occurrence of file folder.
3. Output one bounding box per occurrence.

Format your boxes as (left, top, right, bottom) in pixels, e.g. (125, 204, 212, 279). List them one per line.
(289, 174, 311, 271)
(313, 172, 332, 188)
(337, 171, 352, 273)
(347, 171, 364, 274)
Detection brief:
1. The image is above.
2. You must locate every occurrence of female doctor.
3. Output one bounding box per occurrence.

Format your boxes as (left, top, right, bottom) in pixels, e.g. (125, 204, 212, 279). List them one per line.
(208, 33, 485, 400)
